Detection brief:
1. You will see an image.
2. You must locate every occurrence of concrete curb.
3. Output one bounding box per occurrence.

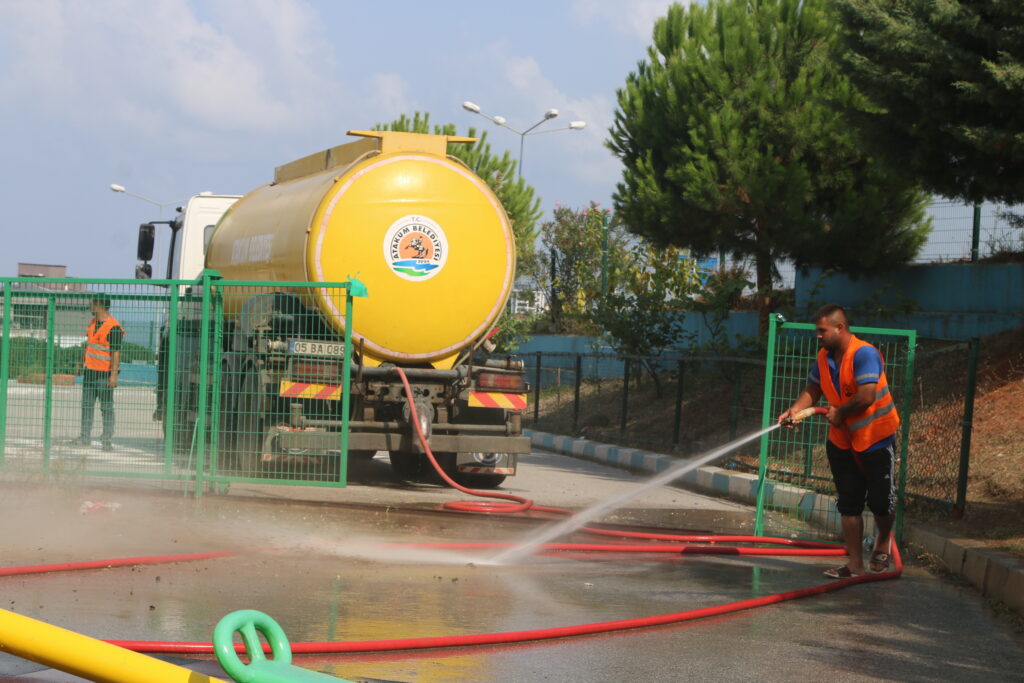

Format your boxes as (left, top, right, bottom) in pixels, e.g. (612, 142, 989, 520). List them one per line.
(525, 428, 1024, 617)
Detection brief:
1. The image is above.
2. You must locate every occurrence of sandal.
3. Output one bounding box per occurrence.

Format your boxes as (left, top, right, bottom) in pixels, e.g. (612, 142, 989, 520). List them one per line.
(869, 551, 891, 573)
(823, 565, 862, 579)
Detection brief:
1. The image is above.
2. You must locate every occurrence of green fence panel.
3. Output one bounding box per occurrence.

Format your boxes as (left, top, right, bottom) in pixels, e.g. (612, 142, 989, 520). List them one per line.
(0, 273, 361, 496)
(755, 314, 916, 541)
(197, 277, 361, 490)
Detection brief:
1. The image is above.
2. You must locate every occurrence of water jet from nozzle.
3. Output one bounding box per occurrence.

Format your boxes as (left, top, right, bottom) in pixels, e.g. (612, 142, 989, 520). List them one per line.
(489, 423, 785, 566)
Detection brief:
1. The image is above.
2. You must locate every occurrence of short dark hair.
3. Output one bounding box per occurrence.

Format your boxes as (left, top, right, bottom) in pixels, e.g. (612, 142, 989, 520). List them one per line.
(814, 303, 849, 326)
(91, 295, 112, 311)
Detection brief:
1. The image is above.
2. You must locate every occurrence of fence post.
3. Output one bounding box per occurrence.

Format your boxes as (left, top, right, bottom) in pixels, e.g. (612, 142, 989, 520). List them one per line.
(672, 359, 684, 448)
(0, 282, 11, 465)
(572, 353, 582, 435)
(533, 352, 541, 422)
(42, 296, 56, 468)
(163, 285, 180, 475)
(971, 203, 981, 262)
(208, 284, 224, 478)
(895, 330, 917, 542)
(339, 279, 364, 487)
(193, 271, 215, 498)
(620, 357, 630, 436)
(954, 338, 980, 518)
(755, 313, 780, 536)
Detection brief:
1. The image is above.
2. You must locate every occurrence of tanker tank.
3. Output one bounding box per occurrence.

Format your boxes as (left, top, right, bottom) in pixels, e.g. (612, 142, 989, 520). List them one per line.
(205, 130, 517, 369)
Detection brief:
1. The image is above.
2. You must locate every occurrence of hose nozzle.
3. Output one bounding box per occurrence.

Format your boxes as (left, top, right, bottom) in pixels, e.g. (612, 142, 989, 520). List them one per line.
(783, 406, 827, 426)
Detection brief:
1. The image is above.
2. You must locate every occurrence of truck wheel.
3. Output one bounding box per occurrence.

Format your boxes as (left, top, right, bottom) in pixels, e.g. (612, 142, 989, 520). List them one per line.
(349, 450, 378, 460)
(162, 394, 196, 465)
(435, 452, 507, 489)
(388, 451, 426, 482)
(233, 367, 266, 475)
(454, 472, 507, 489)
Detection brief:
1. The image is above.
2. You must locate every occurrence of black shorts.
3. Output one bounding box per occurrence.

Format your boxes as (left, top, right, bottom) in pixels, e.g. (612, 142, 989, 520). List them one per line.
(826, 440, 896, 517)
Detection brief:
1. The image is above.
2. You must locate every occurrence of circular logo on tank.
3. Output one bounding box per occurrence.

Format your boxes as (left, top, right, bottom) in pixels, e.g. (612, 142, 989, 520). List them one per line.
(383, 215, 448, 281)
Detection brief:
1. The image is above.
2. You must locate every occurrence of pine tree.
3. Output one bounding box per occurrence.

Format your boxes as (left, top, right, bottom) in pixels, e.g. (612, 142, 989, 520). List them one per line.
(608, 0, 931, 330)
(835, 0, 1024, 204)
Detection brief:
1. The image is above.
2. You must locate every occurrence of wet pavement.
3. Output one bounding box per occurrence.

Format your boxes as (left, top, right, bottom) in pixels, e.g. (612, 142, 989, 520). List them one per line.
(1, 450, 1022, 682)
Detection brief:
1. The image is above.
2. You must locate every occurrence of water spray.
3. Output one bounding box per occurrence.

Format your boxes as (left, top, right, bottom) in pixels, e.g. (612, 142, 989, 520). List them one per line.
(489, 423, 783, 565)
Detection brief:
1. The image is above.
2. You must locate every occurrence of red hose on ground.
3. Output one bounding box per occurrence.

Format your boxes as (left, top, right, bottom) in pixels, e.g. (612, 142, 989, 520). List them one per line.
(0, 551, 233, 577)
(2, 381, 902, 656)
(0, 541, 899, 655)
(109, 546, 901, 655)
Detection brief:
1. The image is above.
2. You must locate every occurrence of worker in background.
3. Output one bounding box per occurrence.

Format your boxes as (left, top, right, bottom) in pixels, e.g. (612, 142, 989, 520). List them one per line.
(72, 295, 123, 452)
(777, 304, 899, 578)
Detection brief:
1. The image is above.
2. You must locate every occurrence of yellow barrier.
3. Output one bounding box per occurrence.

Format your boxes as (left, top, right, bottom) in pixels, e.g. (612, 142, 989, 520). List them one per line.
(0, 607, 226, 683)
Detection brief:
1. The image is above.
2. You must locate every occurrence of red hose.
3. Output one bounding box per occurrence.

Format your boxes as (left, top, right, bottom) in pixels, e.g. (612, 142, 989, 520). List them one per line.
(0, 543, 899, 656)
(105, 547, 901, 655)
(2, 381, 902, 656)
(0, 551, 232, 577)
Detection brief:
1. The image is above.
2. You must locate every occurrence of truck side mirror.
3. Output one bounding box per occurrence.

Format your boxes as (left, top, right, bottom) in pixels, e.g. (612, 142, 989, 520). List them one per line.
(135, 262, 153, 279)
(137, 223, 156, 262)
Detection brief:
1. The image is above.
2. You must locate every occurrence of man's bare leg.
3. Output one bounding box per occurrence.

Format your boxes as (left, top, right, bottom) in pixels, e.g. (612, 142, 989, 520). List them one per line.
(870, 513, 894, 571)
(841, 514, 866, 574)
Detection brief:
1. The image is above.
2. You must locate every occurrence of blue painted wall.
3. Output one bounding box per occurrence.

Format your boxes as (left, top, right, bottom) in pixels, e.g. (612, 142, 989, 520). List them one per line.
(796, 262, 1024, 339)
(514, 263, 1022, 368)
(517, 311, 760, 359)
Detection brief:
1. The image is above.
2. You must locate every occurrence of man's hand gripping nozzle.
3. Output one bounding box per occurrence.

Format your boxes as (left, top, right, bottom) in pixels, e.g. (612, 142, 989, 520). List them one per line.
(782, 406, 828, 427)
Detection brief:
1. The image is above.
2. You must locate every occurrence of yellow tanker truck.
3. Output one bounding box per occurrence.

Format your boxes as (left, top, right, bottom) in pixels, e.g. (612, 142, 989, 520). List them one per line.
(135, 130, 530, 487)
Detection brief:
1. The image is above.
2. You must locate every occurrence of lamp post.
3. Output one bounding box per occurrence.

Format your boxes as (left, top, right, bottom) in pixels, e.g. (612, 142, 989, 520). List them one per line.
(461, 101, 585, 178)
(109, 184, 192, 219)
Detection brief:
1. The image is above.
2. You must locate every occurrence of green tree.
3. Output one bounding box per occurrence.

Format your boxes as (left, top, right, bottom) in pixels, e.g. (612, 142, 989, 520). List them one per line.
(687, 265, 755, 353)
(538, 203, 631, 333)
(834, 0, 1024, 204)
(374, 112, 543, 272)
(590, 242, 700, 396)
(607, 0, 931, 332)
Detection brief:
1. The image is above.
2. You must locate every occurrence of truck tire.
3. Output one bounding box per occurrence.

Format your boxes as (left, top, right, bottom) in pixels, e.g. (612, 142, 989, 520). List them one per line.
(435, 452, 507, 489)
(388, 451, 427, 482)
(233, 366, 266, 475)
(453, 472, 507, 489)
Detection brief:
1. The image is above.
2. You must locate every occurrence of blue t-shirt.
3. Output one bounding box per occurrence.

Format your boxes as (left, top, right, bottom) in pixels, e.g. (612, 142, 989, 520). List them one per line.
(809, 345, 894, 452)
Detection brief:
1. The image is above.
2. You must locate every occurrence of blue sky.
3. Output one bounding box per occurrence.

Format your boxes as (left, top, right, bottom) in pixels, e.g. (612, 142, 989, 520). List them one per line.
(0, 0, 680, 279)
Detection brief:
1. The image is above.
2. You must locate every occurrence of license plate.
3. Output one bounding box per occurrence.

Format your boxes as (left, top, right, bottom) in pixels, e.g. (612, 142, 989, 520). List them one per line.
(288, 340, 345, 357)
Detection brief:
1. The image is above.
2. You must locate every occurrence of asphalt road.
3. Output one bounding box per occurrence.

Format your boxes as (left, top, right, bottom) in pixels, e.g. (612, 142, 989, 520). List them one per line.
(0, 448, 1022, 682)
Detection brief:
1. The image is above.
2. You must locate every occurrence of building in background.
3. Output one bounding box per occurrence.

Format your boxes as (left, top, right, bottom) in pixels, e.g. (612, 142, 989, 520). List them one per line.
(3, 264, 91, 351)
(509, 277, 549, 317)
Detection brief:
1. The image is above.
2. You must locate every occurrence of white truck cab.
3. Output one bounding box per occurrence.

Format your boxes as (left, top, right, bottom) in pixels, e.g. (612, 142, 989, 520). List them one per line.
(136, 194, 240, 280)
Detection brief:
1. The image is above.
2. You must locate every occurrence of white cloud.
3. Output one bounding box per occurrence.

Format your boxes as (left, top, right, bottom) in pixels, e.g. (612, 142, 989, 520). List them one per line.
(0, 0, 343, 144)
(571, 0, 680, 40)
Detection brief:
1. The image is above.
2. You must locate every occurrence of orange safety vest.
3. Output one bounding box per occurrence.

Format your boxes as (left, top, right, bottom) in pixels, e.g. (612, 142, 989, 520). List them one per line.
(817, 335, 899, 452)
(84, 316, 122, 372)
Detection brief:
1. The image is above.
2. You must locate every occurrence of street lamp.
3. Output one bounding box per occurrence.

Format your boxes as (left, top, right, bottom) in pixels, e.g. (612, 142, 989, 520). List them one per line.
(109, 184, 193, 219)
(461, 101, 586, 178)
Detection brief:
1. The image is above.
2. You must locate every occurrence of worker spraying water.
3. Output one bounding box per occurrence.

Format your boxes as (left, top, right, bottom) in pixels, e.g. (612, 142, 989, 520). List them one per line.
(777, 304, 900, 579)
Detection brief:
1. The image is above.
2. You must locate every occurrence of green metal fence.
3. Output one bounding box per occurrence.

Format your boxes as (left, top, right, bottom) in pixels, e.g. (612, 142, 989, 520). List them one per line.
(754, 314, 916, 540)
(0, 271, 362, 496)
